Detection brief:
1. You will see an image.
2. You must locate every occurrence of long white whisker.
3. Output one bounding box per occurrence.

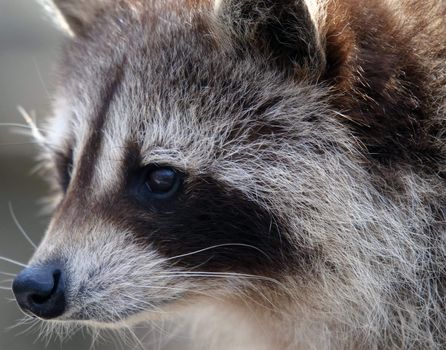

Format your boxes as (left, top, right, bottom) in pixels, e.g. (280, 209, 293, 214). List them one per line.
(126, 285, 226, 303)
(159, 271, 286, 287)
(8, 202, 37, 249)
(123, 325, 146, 350)
(0, 271, 16, 277)
(0, 123, 39, 130)
(7, 315, 36, 332)
(162, 243, 273, 263)
(0, 256, 27, 268)
(32, 58, 51, 99)
(155, 273, 278, 288)
(13, 319, 41, 337)
(121, 294, 166, 315)
(0, 142, 41, 147)
(89, 328, 100, 350)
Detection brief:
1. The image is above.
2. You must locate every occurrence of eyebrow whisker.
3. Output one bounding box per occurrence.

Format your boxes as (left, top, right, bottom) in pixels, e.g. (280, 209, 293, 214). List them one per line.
(17, 106, 46, 144)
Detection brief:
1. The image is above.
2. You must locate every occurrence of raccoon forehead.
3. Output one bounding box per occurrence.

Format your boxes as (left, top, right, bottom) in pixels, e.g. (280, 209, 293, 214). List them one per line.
(45, 64, 330, 175)
(43, 0, 334, 186)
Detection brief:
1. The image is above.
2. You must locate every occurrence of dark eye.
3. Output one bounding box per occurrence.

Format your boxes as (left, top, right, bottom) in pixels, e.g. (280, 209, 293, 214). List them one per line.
(143, 167, 181, 199)
(55, 151, 73, 193)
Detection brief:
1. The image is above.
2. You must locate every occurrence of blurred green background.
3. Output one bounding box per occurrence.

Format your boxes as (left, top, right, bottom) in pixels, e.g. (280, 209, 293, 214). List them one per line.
(0, 1, 119, 349)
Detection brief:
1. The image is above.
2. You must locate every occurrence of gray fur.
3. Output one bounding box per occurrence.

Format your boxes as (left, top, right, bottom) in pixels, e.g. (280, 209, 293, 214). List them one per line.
(20, 0, 446, 349)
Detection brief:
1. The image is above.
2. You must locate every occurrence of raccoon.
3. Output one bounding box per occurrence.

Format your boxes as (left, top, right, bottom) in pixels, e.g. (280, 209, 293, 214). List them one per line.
(11, 0, 446, 349)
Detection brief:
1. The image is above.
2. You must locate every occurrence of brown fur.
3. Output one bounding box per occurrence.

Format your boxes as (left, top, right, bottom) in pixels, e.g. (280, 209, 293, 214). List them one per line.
(324, 1, 446, 168)
(18, 0, 446, 349)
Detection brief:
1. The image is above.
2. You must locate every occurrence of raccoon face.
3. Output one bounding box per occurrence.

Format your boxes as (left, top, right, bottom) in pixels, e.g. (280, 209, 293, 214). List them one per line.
(13, 0, 353, 326)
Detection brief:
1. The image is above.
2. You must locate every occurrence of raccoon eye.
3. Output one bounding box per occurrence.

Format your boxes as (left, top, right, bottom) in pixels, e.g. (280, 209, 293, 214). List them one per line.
(55, 151, 73, 193)
(144, 167, 181, 198)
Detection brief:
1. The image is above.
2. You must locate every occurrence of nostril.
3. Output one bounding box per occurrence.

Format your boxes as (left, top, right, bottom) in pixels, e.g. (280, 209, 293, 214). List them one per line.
(29, 270, 61, 305)
(30, 293, 51, 305)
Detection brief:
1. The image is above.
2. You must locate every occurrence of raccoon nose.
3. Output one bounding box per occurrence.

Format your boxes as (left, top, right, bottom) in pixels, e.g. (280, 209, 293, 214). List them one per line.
(12, 264, 66, 319)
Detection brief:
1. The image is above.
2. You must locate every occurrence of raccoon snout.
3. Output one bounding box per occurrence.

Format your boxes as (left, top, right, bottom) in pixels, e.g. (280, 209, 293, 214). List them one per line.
(13, 263, 67, 320)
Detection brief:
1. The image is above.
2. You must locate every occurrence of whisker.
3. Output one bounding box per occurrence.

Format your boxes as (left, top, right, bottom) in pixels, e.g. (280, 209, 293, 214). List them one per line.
(0, 286, 12, 291)
(32, 58, 51, 99)
(154, 273, 279, 289)
(89, 328, 99, 350)
(0, 256, 27, 268)
(120, 294, 167, 315)
(0, 142, 41, 147)
(0, 271, 16, 277)
(159, 271, 286, 287)
(13, 319, 41, 337)
(162, 243, 273, 263)
(8, 202, 37, 249)
(0, 123, 39, 130)
(7, 316, 35, 331)
(133, 285, 227, 303)
(123, 325, 146, 350)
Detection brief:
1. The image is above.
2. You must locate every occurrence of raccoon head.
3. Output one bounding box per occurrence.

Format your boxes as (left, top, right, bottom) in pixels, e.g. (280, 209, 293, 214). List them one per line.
(13, 0, 361, 329)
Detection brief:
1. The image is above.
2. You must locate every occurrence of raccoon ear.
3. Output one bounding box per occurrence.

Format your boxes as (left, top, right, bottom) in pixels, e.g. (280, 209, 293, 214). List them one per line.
(39, 0, 111, 36)
(214, 0, 326, 75)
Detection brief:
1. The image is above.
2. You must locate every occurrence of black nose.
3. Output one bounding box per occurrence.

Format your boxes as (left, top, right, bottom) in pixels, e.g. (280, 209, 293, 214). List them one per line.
(12, 264, 66, 319)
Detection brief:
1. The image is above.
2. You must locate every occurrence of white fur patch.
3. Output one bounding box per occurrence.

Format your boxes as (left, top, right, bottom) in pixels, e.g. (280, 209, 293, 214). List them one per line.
(45, 95, 72, 150)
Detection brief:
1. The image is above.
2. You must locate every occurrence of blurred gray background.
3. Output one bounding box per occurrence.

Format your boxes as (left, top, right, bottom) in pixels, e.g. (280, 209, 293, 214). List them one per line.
(0, 1, 120, 349)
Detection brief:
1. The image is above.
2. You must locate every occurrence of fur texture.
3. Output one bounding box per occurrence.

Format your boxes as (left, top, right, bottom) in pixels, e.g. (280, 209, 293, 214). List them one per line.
(20, 0, 446, 349)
